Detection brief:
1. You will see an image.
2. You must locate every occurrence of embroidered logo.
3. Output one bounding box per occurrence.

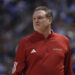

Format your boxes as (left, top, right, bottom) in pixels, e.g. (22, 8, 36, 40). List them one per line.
(30, 49, 36, 54)
(53, 48, 62, 51)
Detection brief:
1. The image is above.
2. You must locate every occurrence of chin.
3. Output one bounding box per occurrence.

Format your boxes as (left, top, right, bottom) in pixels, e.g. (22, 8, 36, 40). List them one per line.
(34, 28, 40, 32)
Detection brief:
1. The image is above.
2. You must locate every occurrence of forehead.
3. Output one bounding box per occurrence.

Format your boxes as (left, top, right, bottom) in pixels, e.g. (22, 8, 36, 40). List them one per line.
(33, 10, 46, 17)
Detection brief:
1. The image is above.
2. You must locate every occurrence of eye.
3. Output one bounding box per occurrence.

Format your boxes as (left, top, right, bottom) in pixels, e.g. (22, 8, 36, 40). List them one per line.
(38, 16, 43, 19)
(33, 18, 36, 20)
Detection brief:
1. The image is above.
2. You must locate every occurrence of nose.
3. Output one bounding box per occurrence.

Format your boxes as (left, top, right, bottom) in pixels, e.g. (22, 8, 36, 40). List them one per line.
(35, 18, 39, 23)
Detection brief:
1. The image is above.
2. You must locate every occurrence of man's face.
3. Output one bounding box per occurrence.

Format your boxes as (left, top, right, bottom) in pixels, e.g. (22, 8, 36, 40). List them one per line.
(33, 10, 52, 32)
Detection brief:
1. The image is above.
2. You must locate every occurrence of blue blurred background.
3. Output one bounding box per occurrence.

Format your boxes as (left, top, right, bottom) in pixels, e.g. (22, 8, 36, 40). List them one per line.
(0, 0, 75, 75)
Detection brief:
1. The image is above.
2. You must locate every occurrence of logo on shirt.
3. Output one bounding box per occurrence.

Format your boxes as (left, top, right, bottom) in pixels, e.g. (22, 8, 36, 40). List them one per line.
(30, 49, 36, 54)
(53, 48, 62, 51)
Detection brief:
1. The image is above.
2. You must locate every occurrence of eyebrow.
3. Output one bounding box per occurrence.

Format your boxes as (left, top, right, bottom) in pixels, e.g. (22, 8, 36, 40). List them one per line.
(33, 14, 46, 17)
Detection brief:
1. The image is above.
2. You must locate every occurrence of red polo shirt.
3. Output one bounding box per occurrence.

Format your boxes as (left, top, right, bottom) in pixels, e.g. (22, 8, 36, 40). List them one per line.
(12, 30, 73, 75)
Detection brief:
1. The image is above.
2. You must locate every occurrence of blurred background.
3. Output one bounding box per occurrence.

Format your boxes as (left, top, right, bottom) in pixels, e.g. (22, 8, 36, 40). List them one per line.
(0, 0, 75, 75)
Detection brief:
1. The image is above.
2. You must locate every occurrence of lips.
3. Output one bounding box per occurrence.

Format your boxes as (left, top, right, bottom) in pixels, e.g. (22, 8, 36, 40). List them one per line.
(36, 24, 40, 27)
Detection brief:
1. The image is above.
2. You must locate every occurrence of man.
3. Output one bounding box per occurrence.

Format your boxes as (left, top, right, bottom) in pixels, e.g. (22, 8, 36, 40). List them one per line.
(12, 6, 73, 75)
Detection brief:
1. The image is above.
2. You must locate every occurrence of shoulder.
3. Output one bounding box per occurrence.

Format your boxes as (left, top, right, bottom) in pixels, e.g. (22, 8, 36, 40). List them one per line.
(19, 33, 35, 44)
(54, 33, 70, 44)
(55, 33, 69, 40)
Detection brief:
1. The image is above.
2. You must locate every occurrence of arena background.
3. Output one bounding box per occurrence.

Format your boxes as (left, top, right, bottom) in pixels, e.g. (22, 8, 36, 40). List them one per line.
(0, 0, 75, 75)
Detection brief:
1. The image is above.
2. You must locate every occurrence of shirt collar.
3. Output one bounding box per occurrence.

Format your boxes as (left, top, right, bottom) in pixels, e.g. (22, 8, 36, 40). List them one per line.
(33, 30, 55, 40)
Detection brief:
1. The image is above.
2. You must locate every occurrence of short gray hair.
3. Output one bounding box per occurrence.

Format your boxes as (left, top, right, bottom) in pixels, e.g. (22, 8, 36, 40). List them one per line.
(34, 6, 53, 18)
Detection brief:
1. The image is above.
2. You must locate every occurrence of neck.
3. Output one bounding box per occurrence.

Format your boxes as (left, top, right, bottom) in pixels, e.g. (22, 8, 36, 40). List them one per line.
(38, 27, 51, 39)
(43, 28, 51, 38)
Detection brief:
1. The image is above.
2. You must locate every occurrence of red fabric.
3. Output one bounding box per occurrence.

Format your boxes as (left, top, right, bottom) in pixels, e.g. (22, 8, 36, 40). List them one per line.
(12, 30, 73, 75)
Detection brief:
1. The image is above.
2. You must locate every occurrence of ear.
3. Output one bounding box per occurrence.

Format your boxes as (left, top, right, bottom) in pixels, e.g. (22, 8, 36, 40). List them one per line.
(48, 17, 52, 24)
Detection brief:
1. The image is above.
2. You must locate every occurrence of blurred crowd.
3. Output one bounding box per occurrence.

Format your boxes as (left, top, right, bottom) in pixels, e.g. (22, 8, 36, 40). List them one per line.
(0, 0, 75, 75)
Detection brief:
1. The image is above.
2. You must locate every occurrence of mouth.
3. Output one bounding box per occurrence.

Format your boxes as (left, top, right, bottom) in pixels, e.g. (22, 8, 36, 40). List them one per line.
(36, 24, 40, 26)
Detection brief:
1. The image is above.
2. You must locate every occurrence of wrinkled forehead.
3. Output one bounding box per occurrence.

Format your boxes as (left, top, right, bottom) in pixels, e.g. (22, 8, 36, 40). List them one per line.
(33, 10, 46, 17)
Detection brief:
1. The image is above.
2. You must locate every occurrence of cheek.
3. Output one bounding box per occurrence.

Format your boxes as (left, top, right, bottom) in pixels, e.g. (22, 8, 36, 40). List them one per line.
(40, 20, 49, 26)
(33, 21, 36, 27)
(40, 20, 45, 24)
